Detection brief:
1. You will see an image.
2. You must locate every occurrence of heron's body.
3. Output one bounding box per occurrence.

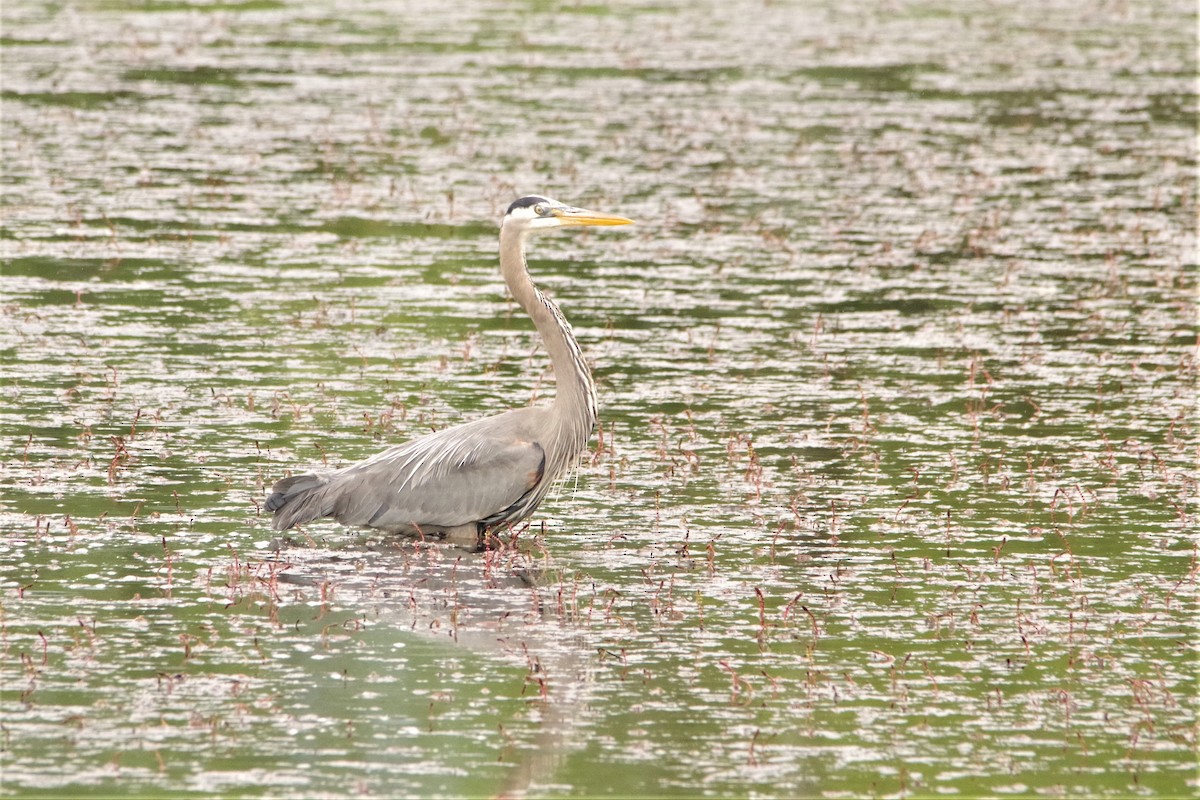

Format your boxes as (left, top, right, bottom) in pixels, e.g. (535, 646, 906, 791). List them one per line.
(266, 196, 631, 544)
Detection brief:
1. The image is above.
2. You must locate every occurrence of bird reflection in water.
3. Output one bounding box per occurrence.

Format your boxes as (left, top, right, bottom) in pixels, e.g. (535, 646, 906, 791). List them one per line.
(268, 534, 594, 797)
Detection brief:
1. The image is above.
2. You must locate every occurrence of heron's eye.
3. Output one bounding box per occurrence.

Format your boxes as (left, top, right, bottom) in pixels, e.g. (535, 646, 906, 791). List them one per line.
(533, 203, 547, 216)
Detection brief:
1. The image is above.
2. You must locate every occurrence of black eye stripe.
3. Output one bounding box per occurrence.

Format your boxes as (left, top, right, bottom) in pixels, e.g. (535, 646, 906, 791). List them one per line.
(506, 195, 552, 216)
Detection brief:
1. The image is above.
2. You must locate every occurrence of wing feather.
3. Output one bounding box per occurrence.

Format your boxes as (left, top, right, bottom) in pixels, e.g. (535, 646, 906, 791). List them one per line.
(315, 409, 547, 532)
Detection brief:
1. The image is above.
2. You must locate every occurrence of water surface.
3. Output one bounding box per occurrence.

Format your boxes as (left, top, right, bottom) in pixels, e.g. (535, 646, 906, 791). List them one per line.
(1, 0, 1196, 796)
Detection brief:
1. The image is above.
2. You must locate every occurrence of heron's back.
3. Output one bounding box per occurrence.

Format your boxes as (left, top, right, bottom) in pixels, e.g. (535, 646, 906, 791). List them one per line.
(265, 406, 583, 536)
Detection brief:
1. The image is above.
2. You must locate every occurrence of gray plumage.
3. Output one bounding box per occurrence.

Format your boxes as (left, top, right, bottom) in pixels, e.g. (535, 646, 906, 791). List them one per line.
(266, 196, 632, 543)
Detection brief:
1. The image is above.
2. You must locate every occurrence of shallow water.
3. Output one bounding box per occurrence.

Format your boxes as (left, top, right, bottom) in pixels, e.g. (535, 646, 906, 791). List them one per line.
(1, 0, 1197, 797)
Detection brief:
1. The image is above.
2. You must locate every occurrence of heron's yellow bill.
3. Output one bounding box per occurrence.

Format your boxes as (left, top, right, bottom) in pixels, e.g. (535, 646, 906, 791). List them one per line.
(554, 208, 634, 227)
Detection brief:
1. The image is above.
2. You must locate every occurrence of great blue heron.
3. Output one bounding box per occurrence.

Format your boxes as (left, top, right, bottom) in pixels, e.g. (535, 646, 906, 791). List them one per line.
(265, 195, 633, 545)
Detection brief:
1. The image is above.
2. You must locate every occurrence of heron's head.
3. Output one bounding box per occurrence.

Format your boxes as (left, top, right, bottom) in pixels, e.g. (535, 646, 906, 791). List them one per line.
(503, 195, 633, 234)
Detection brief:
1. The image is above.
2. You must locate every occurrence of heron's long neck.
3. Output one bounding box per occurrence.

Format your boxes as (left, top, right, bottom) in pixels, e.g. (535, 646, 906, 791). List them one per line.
(499, 226, 598, 441)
